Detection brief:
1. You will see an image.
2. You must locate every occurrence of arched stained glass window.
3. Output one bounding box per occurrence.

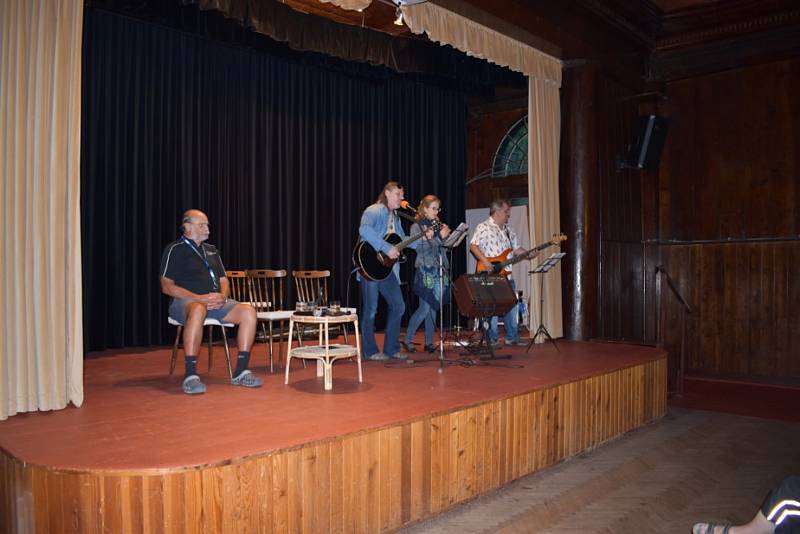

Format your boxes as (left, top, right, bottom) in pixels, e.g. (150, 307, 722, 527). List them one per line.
(492, 116, 528, 177)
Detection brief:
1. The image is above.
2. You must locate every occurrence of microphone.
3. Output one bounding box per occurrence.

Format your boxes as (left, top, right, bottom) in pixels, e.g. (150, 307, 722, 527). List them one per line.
(398, 200, 416, 214)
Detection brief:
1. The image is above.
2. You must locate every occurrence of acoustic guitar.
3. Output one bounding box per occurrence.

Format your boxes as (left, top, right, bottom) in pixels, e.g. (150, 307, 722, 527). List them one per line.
(353, 220, 443, 282)
(475, 233, 567, 277)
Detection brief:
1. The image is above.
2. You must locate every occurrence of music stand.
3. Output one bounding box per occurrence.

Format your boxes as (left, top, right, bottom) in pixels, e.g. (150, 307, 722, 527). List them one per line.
(434, 223, 468, 373)
(441, 223, 469, 347)
(526, 252, 565, 352)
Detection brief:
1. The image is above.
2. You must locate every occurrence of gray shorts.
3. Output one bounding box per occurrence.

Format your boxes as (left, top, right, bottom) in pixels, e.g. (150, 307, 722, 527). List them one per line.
(169, 298, 238, 324)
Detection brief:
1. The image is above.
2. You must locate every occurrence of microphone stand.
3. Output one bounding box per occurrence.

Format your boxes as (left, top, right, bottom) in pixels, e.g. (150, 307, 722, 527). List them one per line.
(395, 209, 419, 225)
(436, 236, 448, 374)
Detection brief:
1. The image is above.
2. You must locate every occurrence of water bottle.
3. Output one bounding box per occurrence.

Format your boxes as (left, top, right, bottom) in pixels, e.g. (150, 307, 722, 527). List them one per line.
(517, 291, 527, 326)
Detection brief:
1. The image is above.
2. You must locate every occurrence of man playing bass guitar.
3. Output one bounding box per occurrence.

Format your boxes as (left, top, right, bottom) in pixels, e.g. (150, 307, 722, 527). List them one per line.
(469, 198, 539, 347)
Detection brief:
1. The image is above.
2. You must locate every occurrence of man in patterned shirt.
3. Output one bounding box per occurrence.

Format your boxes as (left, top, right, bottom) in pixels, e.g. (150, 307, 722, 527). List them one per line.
(469, 199, 539, 347)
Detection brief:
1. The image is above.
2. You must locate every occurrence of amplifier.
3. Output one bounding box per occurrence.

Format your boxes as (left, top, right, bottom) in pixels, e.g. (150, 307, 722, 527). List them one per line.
(453, 274, 516, 317)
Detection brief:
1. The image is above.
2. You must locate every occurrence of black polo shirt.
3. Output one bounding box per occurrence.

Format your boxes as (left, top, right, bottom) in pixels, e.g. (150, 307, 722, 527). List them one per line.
(159, 238, 227, 295)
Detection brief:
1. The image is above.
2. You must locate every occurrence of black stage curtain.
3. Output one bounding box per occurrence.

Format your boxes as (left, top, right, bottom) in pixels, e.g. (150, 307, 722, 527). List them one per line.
(81, 8, 467, 351)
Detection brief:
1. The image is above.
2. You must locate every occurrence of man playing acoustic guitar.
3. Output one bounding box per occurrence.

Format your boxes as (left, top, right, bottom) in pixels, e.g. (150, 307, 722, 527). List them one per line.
(357, 181, 434, 360)
(469, 199, 539, 347)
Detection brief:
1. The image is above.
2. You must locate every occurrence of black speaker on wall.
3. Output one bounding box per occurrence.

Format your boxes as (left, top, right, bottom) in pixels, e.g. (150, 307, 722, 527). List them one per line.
(618, 115, 670, 171)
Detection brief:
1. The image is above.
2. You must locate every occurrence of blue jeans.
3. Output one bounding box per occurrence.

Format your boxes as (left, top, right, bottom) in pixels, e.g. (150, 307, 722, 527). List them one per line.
(360, 275, 405, 358)
(405, 298, 437, 347)
(487, 279, 518, 344)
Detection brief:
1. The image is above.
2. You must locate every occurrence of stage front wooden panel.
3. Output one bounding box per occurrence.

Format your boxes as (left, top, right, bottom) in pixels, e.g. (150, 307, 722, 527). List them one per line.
(1, 356, 666, 534)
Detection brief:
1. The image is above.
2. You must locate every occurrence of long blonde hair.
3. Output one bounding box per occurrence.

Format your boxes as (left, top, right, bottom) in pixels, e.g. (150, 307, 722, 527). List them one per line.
(416, 195, 441, 220)
(376, 181, 403, 207)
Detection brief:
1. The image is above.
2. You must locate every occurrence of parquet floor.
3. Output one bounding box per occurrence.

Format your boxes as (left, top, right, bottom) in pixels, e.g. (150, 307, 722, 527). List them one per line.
(401, 408, 800, 533)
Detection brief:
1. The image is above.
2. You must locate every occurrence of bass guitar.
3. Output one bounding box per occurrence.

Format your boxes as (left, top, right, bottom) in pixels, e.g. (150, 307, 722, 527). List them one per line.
(353, 220, 443, 281)
(475, 233, 567, 277)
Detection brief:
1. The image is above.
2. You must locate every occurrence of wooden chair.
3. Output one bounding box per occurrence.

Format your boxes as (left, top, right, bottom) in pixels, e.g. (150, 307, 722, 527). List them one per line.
(225, 270, 249, 302)
(247, 269, 301, 373)
(168, 317, 233, 378)
(293, 270, 330, 305)
(292, 270, 350, 343)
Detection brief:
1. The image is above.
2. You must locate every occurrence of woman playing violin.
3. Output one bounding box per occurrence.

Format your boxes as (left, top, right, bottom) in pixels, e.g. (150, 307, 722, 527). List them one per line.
(402, 195, 451, 353)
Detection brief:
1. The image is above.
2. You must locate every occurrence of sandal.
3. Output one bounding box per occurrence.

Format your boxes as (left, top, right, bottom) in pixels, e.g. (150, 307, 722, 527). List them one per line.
(231, 369, 263, 388)
(692, 523, 731, 534)
(182, 374, 206, 395)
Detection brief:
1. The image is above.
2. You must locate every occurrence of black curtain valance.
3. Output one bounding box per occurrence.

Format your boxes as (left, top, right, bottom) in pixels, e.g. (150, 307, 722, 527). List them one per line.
(87, 0, 525, 94)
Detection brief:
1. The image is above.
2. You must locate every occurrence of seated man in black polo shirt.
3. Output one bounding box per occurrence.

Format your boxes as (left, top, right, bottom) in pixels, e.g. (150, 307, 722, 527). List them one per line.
(160, 209, 262, 394)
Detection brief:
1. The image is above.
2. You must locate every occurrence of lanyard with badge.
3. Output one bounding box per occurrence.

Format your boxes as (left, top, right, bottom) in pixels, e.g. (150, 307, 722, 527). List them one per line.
(182, 237, 219, 290)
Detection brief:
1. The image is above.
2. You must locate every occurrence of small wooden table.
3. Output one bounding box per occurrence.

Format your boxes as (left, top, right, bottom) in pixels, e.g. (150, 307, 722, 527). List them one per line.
(285, 311, 362, 391)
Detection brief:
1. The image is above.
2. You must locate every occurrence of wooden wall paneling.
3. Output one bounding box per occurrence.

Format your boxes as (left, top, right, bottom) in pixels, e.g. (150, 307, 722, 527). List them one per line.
(659, 245, 685, 387)
(271, 450, 288, 533)
(662, 242, 800, 380)
(260, 455, 274, 534)
(474, 405, 486, 496)
(340, 437, 354, 533)
(790, 244, 800, 378)
(32, 466, 49, 534)
(771, 244, 792, 377)
(729, 244, 751, 375)
(660, 57, 800, 241)
(699, 244, 722, 372)
(750, 244, 775, 377)
(600, 242, 648, 341)
(367, 431, 382, 532)
(386, 427, 403, 525)
(531, 392, 544, 471)
(311, 443, 330, 533)
(462, 408, 477, 502)
(408, 420, 428, 520)
(429, 413, 444, 514)
(400, 423, 412, 525)
(595, 70, 654, 344)
(379, 430, 391, 531)
(161, 472, 179, 533)
(557, 385, 566, 462)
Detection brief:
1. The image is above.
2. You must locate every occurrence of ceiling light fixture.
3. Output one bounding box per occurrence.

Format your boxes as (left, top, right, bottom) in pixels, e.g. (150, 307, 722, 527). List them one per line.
(393, 6, 404, 26)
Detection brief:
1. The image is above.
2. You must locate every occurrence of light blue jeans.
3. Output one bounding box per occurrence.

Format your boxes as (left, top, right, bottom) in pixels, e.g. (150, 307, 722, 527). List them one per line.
(405, 298, 437, 347)
(359, 276, 405, 358)
(487, 279, 518, 344)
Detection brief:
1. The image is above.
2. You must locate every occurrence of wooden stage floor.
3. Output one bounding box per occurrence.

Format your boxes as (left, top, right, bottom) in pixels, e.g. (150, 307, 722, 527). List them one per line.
(0, 338, 667, 533)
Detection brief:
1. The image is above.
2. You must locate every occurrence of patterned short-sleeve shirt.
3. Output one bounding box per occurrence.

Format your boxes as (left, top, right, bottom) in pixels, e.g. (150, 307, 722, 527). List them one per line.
(469, 217, 520, 272)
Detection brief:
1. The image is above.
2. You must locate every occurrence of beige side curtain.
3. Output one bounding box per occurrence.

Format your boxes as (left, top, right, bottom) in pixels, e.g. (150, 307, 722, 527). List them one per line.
(528, 77, 563, 339)
(318, 0, 372, 11)
(402, 1, 563, 337)
(401, 1, 561, 84)
(0, 0, 84, 420)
